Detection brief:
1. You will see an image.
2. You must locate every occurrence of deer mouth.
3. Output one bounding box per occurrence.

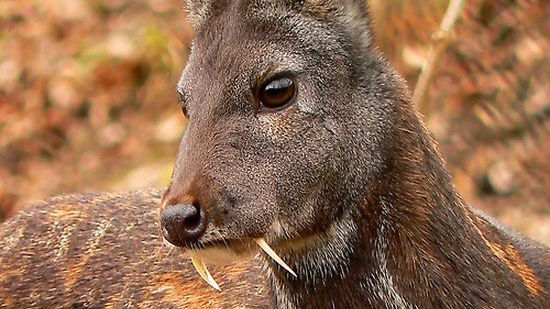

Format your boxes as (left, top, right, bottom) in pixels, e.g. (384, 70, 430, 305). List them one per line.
(159, 199, 297, 290)
(164, 235, 297, 291)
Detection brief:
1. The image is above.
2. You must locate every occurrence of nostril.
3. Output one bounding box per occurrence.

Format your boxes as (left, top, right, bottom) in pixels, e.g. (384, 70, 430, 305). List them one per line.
(161, 202, 207, 246)
(182, 203, 202, 230)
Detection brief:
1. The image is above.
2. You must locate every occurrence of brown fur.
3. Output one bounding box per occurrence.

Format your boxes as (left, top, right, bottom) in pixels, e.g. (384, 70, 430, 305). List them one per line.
(162, 0, 549, 307)
(0, 190, 270, 308)
(1, 0, 549, 308)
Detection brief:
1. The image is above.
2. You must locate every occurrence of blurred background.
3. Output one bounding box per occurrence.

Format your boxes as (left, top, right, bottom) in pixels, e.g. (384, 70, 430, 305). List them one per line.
(0, 0, 548, 244)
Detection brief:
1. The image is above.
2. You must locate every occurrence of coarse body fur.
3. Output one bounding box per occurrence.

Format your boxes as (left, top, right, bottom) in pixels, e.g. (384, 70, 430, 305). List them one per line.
(0, 190, 270, 308)
(2, 0, 549, 308)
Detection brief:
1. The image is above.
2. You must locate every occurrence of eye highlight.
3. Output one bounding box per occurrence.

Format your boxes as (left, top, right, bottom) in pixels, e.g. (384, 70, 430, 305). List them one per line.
(257, 76, 296, 111)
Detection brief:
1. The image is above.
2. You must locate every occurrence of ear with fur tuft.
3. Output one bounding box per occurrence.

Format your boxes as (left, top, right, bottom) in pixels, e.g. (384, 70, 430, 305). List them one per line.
(184, 0, 211, 25)
(341, 0, 373, 47)
(303, 0, 373, 48)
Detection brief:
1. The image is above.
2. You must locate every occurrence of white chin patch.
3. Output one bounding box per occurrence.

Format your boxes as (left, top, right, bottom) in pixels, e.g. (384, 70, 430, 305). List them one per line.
(186, 247, 249, 291)
(189, 247, 244, 265)
(186, 238, 296, 291)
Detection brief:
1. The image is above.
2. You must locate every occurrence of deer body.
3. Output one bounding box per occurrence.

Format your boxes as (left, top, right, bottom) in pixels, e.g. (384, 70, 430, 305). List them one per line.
(2, 0, 549, 308)
(0, 190, 271, 308)
(1, 189, 548, 308)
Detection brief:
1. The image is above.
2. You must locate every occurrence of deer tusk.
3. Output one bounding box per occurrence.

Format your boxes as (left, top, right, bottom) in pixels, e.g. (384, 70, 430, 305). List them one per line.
(191, 255, 221, 291)
(255, 238, 297, 277)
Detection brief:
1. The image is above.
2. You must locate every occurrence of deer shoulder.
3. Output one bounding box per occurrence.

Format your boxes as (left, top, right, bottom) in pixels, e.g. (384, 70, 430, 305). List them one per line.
(0, 190, 270, 308)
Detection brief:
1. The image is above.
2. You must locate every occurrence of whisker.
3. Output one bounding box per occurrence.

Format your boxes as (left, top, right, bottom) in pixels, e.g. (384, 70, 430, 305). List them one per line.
(216, 230, 230, 251)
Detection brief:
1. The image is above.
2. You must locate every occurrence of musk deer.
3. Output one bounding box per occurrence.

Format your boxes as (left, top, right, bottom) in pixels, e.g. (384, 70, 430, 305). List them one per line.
(1, 0, 549, 308)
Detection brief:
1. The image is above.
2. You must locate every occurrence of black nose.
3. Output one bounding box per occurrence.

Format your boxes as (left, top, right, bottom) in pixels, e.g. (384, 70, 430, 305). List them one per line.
(161, 203, 207, 246)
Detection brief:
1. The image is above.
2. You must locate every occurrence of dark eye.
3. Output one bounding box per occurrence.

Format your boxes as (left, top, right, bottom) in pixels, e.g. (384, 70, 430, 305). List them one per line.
(258, 77, 296, 110)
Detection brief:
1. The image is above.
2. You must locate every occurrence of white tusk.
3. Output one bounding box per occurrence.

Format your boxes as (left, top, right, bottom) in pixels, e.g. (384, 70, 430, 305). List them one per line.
(255, 238, 297, 277)
(191, 255, 221, 291)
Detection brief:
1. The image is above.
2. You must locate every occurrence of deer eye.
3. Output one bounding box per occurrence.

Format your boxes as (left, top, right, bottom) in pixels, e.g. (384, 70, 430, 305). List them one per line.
(258, 77, 296, 110)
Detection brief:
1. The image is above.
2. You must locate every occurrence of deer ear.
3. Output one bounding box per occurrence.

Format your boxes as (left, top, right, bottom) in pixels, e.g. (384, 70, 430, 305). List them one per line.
(303, 0, 373, 47)
(341, 0, 373, 46)
(184, 0, 211, 25)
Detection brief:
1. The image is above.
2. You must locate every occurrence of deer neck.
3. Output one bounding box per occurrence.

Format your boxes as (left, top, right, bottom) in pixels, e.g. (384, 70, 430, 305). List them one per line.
(264, 114, 475, 308)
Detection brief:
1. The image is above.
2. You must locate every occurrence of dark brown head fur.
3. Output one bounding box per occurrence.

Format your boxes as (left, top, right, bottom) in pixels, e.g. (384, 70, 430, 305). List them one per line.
(163, 0, 401, 257)
(161, 0, 550, 307)
(1, 1, 548, 308)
